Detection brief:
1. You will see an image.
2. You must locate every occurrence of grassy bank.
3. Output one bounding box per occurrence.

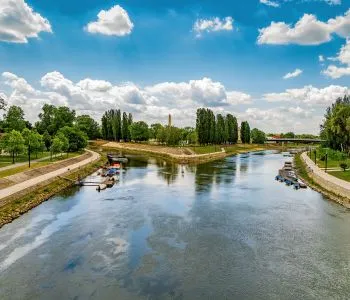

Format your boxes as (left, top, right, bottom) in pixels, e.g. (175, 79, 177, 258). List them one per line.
(329, 170, 350, 182)
(0, 152, 82, 178)
(0, 151, 51, 167)
(294, 153, 349, 207)
(0, 153, 104, 228)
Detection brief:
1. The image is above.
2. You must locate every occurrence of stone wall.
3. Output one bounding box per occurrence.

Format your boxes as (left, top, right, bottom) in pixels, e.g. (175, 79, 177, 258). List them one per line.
(301, 152, 350, 201)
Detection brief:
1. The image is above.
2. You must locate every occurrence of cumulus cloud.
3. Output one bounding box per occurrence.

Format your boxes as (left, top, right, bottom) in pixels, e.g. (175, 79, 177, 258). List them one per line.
(260, 0, 280, 8)
(323, 40, 350, 78)
(85, 5, 133, 36)
(1, 72, 252, 126)
(0, 0, 52, 43)
(193, 17, 233, 37)
(263, 85, 349, 105)
(319, 55, 325, 62)
(283, 68, 303, 79)
(258, 9, 350, 45)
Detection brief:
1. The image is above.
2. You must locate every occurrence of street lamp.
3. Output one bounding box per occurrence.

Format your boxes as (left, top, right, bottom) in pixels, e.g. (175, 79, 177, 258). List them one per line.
(28, 139, 31, 168)
(325, 149, 328, 173)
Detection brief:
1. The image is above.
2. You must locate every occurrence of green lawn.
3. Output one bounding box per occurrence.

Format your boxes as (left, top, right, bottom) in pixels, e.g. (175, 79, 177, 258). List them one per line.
(0, 152, 83, 178)
(189, 144, 268, 155)
(0, 151, 51, 164)
(307, 152, 350, 169)
(328, 170, 350, 182)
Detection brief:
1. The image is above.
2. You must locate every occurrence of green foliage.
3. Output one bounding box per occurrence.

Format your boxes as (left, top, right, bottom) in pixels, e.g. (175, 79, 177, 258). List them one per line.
(150, 123, 163, 140)
(0, 96, 6, 111)
(57, 126, 88, 152)
(340, 162, 349, 172)
(35, 104, 75, 136)
(129, 121, 149, 142)
(281, 132, 295, 138)
(240, 121, 251, 144)
(251, 128, 266, 144)
(3, 106, 27, 132)
(321, 95, 350, 152)
(101, 109, 132, 141)
(75, 115, 101, 139)
(226, 114, 238, 144)
(2, 130, 25, 163)
(42, 131, 52, 151)
(51, 137, 63, 156)
(22, 129, 44, 158)
(216, 114, 227, 144)
(57, 132, 69, 154)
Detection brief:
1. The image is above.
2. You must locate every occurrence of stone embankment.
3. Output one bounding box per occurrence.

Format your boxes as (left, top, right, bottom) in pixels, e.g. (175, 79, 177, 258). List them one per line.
(103, 142, 227, 164)
(300, 152, 350, 202)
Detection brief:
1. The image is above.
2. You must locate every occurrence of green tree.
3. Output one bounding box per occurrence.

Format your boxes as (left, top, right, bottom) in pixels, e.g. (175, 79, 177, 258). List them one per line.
(241, 121, 251, 144)
(57, 126, 88, 152)
(43, 130, 52, 151)
(150, 123, 163, 140)
(3, 106, 26, 132)
(122, 112, 129, 141)
(50, 137, 63, 157)
(166, 126, 182, 146)
(251, 128, 266, 144)
(57, 133, 69, 157)
(216, 114, 227, 144)
(75, 115, 101, 139)
(226, 114, 238, 144)
(3, 130, 25, 163)
(22, 129, 43, 162)
(0, 96, 6, 111)
(129, 121, 149, 142)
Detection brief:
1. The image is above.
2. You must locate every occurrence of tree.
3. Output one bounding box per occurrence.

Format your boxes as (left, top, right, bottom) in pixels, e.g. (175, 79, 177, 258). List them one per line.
(0, 96, 6, 111)
(129, 121, 149, 142)
(226, 114, 238, 144)
(251, 128, 266, 144)
(216, 114, 227, 144)
(51, 137, 63, 157)
(3, 130, 25, 163)
(36, 104, 75, 136)
(150, 123, 163, 140)
(122, 112, 129, 141)
(128, 113, 133, 141)
(166, 126, 182, 146)
(321, 95, 350, 152)
(282, 132, 295, 139)
(22, 129, 43, 164)
(3, 106, 26, 132)
(57, 126, 88, 152)
(241, 121, 251, 144)
(340, 162, 349, 172)
(75, 115, 101, 139)
(57, 132, 69, 156)
(43, 131, 52, 151)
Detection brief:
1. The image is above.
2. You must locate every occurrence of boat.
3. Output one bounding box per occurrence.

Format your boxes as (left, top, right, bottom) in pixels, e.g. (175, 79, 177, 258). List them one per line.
(107, 154, 128, 164)
(275, 161, 307, 190)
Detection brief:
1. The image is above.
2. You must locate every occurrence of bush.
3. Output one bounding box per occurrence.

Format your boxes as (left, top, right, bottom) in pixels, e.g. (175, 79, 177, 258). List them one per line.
(340, 162, 349, 172)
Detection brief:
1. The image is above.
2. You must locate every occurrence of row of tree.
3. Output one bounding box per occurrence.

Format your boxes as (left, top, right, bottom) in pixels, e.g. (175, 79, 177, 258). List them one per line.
(101, 109, 133, 141)
(196, 108, 240, 145)
(321, 95, 350, 153)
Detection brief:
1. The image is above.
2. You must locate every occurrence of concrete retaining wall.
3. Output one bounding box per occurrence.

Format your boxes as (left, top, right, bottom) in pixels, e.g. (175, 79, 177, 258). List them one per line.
(301, 152, 350, 200)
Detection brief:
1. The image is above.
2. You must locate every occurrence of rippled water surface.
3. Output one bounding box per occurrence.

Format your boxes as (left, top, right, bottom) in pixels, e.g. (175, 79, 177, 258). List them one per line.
(1, 151, 350, 299)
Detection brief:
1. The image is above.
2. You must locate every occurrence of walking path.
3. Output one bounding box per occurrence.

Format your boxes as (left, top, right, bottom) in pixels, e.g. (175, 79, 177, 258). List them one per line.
(0, 155, 52, 171)
(0, 150, 100, 201)
(301, 152, 350, 200)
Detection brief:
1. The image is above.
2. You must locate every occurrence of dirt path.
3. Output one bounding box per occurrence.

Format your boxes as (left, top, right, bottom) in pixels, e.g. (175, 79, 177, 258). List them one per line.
(0, 150, 100, 201)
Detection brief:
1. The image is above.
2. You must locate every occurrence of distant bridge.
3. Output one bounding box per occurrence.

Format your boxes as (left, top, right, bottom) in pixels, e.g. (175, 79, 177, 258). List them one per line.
(266, 138, 324, 144)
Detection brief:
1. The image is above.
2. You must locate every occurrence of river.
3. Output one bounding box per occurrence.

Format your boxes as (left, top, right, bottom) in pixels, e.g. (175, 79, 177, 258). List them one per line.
(1, 151, 350, 299)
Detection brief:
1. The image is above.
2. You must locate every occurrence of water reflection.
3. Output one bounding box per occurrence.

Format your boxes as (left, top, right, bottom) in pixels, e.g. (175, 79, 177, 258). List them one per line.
(1, 151, 350, 299)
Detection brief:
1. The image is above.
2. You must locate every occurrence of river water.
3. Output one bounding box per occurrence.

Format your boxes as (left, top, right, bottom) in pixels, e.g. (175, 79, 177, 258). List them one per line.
(1, 151, 350, 299)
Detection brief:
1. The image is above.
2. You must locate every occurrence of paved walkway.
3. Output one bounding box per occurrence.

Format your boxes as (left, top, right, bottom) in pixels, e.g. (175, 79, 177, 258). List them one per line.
(0, 150, 100, 201)
(0, 155, 52, 171)
(301, 152, 350, 200)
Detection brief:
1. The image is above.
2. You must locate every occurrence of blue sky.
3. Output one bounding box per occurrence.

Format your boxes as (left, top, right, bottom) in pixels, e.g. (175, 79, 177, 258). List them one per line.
(0, 0, 349, 133)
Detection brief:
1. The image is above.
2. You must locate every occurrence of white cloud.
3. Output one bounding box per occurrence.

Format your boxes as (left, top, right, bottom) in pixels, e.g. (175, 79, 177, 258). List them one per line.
(319, 55, 325, 62)
(258, 9, 350, 45)
(260, 0, 280, 8)
(1, 72, 252, 126)
(263, 85, 349, 105)
(322, 40, 350, 78)
(283, 68, 303, 79)
(0, 0, 52, 43)
(193, 17, 233, 37)
(85, 5, 133, 36)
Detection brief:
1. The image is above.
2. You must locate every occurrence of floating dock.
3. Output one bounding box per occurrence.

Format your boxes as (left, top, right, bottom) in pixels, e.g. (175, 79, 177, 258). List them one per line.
(275, 162, 307, 190)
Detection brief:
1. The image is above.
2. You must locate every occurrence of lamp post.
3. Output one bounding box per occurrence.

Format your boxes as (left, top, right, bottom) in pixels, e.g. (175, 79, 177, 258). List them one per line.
(314, 149, 317, 165)
(325, 149, 328, 173)
(28, 140, 31, 168)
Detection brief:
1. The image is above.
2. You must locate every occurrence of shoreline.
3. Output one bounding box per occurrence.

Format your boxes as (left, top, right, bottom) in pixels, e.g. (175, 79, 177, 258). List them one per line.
(294, 153, 350, 208)
(102, 142, 280, 164)
(0, 153, 104, 228)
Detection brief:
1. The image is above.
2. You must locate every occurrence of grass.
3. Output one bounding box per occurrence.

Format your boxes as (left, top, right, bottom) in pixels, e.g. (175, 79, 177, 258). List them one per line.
(0, 154, 104, 228)
(328, 170, 350, 182)
(0, 151, 51, 164)
(190, 143, 274, 155)
(0, 152, 83, 178)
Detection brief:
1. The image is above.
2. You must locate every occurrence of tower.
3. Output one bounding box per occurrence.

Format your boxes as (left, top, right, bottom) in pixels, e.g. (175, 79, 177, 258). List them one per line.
(168, 114, 172, 127)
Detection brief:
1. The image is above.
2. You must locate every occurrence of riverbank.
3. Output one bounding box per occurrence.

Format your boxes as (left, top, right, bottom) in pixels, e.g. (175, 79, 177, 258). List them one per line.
(0, 151, 103, 228)
(294, 153, 350, 208)
(102, 142, 278, 164)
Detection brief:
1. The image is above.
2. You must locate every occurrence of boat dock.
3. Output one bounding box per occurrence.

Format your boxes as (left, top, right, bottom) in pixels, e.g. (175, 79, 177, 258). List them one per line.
(275, 161, 307, 190)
